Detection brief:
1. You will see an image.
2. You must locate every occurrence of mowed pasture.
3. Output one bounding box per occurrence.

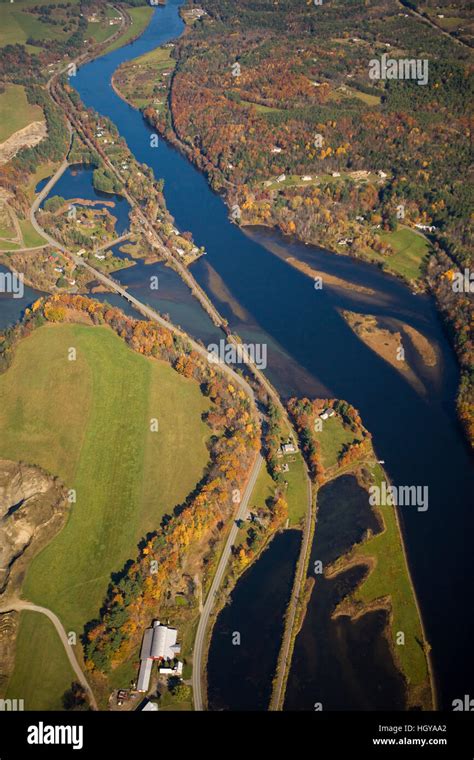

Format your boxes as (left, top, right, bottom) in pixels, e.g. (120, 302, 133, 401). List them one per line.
(381, 227, 430, 282)
(103, 6, 153, 55)
(315, 415, 356, 470)
(5, 611, 75, 710)
(0, 323, 211, 636)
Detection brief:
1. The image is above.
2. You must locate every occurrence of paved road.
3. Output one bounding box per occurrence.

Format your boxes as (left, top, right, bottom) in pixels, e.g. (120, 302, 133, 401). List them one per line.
(0, 599, 98, 710)
(270, 473, 312, 710)
(94, 233, 132, 252)
(192, 454, 263, 711)
(0, 244, 49, 254)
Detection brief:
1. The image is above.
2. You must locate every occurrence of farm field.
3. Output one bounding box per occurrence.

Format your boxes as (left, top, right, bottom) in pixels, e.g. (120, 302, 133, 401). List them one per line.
(0, 84, 43, 143)
(114, 44, 176, 111)
(381, 227, 430, 282)
(316, 415, 357, 470)
(0, 322, 211, 639)
(5, 611, 75, 711)
(86, 7, 122, 44)
(249, 462, 274, 512)
(18, 218, 46, 248)
(0, 0, 80, 50)
(103, 6, 153, 55)
(284, 452, 308, 526)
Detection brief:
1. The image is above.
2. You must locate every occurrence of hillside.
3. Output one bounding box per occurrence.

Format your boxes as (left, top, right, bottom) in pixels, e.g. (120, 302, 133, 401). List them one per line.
(0, 319, 211, 709)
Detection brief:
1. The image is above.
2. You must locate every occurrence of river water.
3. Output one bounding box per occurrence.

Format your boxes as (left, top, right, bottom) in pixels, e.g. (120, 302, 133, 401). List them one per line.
(11, 0, 472, 709)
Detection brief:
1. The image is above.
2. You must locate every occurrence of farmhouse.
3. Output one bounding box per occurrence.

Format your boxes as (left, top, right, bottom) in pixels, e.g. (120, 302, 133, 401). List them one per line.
(415, 223, 436, 233)
(319, 407, 336, 420)
(159, 661, 183, 676)
(137, 621, 181, 692)
(280, 440, 296, 454)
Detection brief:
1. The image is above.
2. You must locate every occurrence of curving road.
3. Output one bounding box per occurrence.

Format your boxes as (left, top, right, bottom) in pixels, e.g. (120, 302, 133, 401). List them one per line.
(192, 453, 263, 711)
(0, 599, 98, 710)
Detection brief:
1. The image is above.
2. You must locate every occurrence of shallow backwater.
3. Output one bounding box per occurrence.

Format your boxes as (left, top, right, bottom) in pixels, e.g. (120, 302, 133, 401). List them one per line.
(207, 530, 301, 711)
(285, 475, 406, 710)
(38, 164, 132, 235)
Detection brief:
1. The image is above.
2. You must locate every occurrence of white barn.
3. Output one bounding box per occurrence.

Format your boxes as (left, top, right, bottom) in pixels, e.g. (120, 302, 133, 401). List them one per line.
(137, 621, 181, 693)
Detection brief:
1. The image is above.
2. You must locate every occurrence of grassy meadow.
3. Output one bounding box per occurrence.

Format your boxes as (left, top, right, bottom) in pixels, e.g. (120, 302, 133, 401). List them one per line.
(382, 227, 430, 282)
(0, 0, 80, 51)
(5, 611, 75, 710)
(315, 414, 357, 470)
(103, 6, 153, 55)
(0, 84, 44, 143)
(0, 322, 211, 707)
(350, 463, 429, 696)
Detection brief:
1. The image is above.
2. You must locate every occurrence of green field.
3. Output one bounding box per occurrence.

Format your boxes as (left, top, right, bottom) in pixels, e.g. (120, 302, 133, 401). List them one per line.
(0, 240, 20, 251)
(132, 45, 174, 68)
(103, 6, 153, 55)
(351, 463, 429, 695)
(5, 611, 75, 710)
(284, 453, 308, 526)
(316, 415, 356, 469)
(328, 85, 381, 107)
(116, 44, 176, 110)
(86, 7, 121, 44)
(0, 0, 80, 50)
(18, 218, 46, 247)
(381, 227, 430, 282)
(240, 99, 283, 114)
(248, 453, 307, 526)
(0, 84, 43, 143)
(0, 323, 210, 639)
(249, 462, 274, 512)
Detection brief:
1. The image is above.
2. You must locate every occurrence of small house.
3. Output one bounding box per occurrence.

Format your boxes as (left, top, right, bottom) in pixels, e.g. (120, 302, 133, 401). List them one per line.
(319, 407, 335, 420)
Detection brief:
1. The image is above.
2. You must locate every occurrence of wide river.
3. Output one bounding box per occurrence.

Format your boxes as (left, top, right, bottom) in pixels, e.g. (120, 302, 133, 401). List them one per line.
(12, 0, 472, 709)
